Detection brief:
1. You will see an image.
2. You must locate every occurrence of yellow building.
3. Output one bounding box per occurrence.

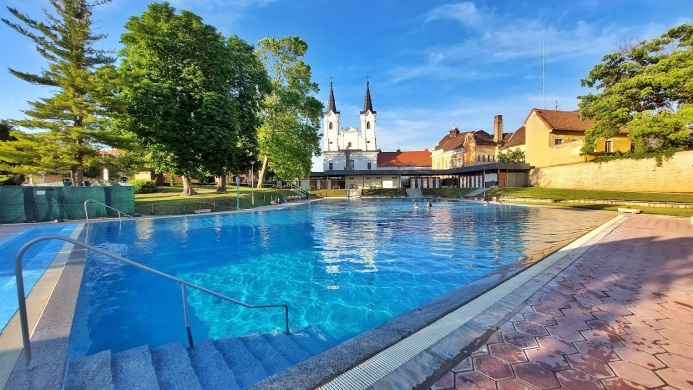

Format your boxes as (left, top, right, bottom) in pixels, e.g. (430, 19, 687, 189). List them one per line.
(523, 109, 630, 168)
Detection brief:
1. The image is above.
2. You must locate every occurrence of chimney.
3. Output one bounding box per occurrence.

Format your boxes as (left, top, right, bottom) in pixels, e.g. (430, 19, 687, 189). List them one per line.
(493, 115, 503, 143)
(449, 125, 459, 138)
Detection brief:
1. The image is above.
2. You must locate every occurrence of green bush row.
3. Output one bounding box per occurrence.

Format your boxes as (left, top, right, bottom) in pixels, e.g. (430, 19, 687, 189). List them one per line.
(130, 179, 158, 194)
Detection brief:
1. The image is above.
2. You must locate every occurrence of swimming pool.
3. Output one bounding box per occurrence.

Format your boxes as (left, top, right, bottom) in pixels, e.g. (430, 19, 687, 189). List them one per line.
(67, 199, 611, 361)
(0, 224, 77, 332)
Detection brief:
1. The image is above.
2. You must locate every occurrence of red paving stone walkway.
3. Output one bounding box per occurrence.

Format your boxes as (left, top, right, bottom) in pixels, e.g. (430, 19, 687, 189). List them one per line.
(430, 215, 693, 390)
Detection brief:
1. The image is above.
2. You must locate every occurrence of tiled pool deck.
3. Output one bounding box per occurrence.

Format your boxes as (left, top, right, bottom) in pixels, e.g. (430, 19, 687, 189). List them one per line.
(425, 214, 693, 390)
(1, 212, 692, 389)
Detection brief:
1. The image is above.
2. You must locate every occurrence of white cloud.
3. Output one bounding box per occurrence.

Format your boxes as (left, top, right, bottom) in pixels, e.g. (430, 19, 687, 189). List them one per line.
(425, 2, 483, 28)
(390, 14, 626, 84)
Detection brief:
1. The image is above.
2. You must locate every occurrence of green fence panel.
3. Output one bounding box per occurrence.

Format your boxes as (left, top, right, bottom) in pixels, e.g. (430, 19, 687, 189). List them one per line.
(31, 187, 63, 222)
(64, 187, 107, 219)
(106, 184, 135, 215)
(0, 184, 135, 223)
(0, 187, 26, 224)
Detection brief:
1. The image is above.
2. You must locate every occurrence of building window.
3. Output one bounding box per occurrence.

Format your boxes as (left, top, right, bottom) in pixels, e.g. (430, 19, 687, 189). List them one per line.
(487, 155, 491, 162)
(367, 162, 372, 170)
(477, 155, 481, 162)
(555, 138, 563, 145)
(329, 122, 333, 130)
(328, 163, 333, 170)
(366, 121, 371, 129)
(458, 158, 462, 166)
(605, 140, 613, 153)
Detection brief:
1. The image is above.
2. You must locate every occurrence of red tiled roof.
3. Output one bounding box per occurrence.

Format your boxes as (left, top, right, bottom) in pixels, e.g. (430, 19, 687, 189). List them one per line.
(501, 126, 525, 149)
(378, 150, 431, 167)
(472, 130, 496, 145)
(434, 129, 497, 151)
(531, 109, 595, 131)
(433, 131, 467, 151)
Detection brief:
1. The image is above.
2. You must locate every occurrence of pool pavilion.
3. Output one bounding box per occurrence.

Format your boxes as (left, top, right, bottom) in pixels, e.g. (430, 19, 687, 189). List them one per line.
(308, 162, 532, 191)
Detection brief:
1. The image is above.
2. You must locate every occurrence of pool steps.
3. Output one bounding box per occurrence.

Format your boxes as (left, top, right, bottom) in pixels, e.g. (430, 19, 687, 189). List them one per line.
(63, 325, 338, 389)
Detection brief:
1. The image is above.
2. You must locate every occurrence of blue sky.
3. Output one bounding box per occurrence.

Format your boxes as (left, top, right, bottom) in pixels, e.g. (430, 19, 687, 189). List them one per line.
(1, 0, 691, 171)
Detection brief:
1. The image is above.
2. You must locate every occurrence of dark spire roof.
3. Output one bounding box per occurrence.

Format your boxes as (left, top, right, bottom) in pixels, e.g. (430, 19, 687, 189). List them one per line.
(326, 80, 339, 114)
(360, 79, 376, 114)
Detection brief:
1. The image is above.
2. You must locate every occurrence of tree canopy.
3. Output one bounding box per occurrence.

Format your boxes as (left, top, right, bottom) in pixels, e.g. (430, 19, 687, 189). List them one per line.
(255, 36, 322, 185)
(1, 0, 121, 185)
(117, 2, 247, 195)
(497, 148, 525, 163)
(579, 24, 693, 155)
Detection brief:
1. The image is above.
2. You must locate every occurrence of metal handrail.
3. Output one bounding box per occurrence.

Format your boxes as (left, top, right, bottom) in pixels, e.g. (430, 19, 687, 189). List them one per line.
(15, 235, 290, 365)
(83, 199, 132, 223)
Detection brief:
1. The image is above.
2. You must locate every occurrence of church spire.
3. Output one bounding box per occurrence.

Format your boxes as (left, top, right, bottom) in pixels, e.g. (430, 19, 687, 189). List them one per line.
(327, 78, 338, 114)
(360, 77, 375, 114)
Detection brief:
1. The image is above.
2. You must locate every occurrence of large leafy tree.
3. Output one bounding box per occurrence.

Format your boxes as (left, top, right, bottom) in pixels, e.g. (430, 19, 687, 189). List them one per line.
(2, 0, 120, 185)
(579, 24, 693, 154)
(117, 2, 241, 196)
(256, 36, 322, 186)
(218, 35, 271, 192)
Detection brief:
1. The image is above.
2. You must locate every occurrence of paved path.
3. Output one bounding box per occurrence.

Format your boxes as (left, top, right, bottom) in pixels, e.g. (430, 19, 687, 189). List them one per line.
(429, 215, 693, 390)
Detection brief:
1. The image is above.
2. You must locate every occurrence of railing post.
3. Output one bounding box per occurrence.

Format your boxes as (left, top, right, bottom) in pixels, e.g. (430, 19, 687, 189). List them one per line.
(181, 284, 194, 348)
(284, 305, 290, 334)
(15, 254, 32, 365)
(84, 201, 90, 224)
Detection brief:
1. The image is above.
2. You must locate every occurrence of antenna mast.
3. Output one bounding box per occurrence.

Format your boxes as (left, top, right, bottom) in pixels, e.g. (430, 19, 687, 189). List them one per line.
(542, 41, 545, 109)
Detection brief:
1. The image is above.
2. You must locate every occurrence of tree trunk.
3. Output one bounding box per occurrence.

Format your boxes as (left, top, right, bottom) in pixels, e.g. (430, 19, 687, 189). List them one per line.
(75, 168, 84, 186)
(181, 176, 197, 196)
(257, 156, 269, 188)
(216, 175, 227, 192)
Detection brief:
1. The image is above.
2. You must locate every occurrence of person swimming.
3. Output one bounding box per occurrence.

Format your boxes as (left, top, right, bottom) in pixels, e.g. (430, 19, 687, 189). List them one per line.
(426, 201, 432, 207)
(413, 202, 419, 208)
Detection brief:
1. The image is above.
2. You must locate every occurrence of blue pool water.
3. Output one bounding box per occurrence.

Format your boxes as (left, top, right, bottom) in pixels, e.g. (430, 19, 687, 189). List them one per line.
(68, 199, 610, 359)
(0, 224, 77, 332)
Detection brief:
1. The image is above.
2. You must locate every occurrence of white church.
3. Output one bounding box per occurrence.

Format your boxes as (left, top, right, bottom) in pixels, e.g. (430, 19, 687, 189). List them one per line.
(322, 80, 379, 171)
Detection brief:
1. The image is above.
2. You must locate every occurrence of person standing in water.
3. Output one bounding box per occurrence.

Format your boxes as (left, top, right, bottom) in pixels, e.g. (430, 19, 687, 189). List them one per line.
(426, 201, 432, 208)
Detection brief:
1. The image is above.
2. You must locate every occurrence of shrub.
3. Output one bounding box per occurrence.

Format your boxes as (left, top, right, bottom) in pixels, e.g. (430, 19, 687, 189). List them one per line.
(130, 179, 158, 194)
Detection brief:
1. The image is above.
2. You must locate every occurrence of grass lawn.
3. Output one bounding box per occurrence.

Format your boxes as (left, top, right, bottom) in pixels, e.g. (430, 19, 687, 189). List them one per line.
(135, 185, 693, 218)
(484, 187, 693, 217)
(485, 187, 693, 203)
(135, 185, 299, 215)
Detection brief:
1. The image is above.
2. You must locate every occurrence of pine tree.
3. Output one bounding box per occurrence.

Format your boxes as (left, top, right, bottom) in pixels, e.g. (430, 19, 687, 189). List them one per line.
(2, 0, 117, 185)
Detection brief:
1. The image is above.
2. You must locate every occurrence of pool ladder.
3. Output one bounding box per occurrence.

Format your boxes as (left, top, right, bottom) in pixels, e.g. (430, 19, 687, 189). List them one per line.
(14, 235, 290, 366)
(83, 199, 134, 223)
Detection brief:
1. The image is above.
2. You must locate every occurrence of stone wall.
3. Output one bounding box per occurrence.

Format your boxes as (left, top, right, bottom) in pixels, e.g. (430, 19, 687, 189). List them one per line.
(529, 150, 693, 193)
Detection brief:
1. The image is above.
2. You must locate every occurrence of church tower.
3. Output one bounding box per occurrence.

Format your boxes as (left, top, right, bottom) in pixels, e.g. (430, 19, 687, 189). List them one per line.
(323, 80, 340, 152)
(360, 80, 377, 151)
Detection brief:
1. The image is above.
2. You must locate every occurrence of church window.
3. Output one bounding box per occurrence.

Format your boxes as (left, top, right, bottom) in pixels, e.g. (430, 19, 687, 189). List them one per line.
(367, 162, 372, 170)
(329, 123, 333, 130)
(366, 121, 371, 129)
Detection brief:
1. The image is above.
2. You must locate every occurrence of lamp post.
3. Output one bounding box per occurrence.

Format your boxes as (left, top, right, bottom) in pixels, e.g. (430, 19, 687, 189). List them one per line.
(250, 159, 256, 206)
